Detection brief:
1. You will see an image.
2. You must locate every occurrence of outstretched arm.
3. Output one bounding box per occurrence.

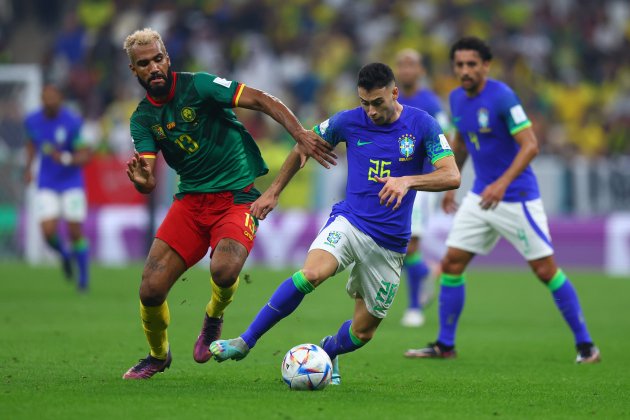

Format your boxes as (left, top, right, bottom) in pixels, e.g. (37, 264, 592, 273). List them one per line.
(250, 146, 306, 220)
(126, 151, 158, 194)
(375, 155, 460, 210)
(236, 86, 337, 169)
(478, 126, 538, 210)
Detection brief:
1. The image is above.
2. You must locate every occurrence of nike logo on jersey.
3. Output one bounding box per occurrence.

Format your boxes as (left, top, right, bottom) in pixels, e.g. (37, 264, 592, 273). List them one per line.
(357, 140, 373, 146)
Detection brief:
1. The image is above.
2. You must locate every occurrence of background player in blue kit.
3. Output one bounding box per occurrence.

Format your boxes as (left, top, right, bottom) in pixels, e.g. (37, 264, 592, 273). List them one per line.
(395, 48, 450, 327)
(209, 63, 460, 383)
(404, 37, 600, 363)
(396, 48, 449, 130)
(24, 85, 92, 291)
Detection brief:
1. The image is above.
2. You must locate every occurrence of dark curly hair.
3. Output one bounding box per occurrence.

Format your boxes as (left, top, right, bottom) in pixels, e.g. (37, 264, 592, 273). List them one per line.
(449, 36, 493, 61)
(357, 63, 395, 90)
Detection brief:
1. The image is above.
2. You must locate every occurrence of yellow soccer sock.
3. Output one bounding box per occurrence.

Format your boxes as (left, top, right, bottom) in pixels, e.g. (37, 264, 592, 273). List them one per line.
(140, 301, 170, 360)
(205, 277, 240, 318)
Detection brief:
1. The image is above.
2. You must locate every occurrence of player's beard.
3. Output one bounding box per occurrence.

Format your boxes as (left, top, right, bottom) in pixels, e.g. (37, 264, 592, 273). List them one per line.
(461, 76, 479, 94)
(138, 68, 173, 98)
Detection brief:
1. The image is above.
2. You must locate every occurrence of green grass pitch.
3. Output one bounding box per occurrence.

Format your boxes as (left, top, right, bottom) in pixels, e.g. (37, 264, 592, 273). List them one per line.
(1, 261, 629, 419)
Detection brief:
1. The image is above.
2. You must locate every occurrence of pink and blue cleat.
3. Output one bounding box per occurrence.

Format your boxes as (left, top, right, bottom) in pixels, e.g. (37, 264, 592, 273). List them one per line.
(193, 314, 223, 363)
(122, 351, 172, 379)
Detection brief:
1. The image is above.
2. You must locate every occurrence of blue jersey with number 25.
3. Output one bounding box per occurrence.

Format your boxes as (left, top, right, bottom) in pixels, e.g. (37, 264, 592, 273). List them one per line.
(314, 105, 453, 253)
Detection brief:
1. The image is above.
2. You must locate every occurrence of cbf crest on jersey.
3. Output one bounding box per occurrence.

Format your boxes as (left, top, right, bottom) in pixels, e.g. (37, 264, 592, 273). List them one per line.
(324, 231, 342, 248)
(398, 134, 416, 162)
(55, 127, 67, 145)
(477, 108, 491, 133)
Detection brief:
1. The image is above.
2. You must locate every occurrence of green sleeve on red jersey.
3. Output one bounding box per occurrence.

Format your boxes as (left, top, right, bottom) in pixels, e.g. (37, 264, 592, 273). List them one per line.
(192, 72, 244, 108)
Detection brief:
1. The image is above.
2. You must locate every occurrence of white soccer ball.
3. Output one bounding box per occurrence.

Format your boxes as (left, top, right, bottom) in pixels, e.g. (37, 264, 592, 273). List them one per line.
(281, 343, 333, 391)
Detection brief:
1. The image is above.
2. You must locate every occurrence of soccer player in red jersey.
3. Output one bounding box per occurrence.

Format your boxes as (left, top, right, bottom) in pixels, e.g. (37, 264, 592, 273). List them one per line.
(121, 28, 336, 379)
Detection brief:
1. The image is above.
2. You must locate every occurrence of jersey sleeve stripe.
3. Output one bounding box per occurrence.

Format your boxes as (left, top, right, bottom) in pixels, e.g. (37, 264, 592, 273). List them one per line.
(232, 83, 246, 107)
(430, 150, 454, 164)
(139, 152, 157, 159)
(509, 120, 532, 136)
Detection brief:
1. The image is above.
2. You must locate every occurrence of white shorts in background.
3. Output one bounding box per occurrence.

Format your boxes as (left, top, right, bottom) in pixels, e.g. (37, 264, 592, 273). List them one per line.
(309, 215, 404, 318)
(446, 192, 554, 261)
(36, 188, 87, 222)
(410, 191, 439, 238)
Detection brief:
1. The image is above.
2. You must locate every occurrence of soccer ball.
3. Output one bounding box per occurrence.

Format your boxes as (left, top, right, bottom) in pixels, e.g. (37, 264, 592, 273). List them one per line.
(281, 343, 333, 391)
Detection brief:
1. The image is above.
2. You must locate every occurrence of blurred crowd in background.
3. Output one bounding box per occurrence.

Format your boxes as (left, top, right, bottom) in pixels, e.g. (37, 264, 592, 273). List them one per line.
(1, 0, 629, 160)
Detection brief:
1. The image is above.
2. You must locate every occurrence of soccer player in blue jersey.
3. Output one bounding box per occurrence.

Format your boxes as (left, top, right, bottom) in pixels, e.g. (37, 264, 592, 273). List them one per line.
(24, 85, 91, 291)
(395, 48, 449, 327)
(210, 63, 460, 383)
(404, 37, 600, 363)
(396, 48, 449, 130)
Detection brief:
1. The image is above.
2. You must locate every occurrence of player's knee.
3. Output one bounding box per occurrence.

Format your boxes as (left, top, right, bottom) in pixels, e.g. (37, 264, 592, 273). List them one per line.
(299, 268, 327, 288)
(532, 265, 555, 283)
(210, 264, 239, 288)
(67, 230, 84, 243)
(139, 277, 168, 306)
(139, 290, 166, 307)
(406, 237, 420, 255)
(441, 257, 464, 275)
(441, 248, 473, 275)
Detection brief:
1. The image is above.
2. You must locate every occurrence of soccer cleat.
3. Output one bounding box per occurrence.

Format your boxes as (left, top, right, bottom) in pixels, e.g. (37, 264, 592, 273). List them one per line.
(320, 336, 341, 385)
(193, 314, 223, 363)
(404, 342, 457, 359)
(401, 309, 425, 327)
(122, 351, 172, 379)
(576, 343, 601, 364)
(209, 337, 250, 362)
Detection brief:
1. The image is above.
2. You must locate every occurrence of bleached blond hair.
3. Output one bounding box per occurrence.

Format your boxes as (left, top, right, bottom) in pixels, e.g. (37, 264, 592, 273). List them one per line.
(123, 28, 167, 62)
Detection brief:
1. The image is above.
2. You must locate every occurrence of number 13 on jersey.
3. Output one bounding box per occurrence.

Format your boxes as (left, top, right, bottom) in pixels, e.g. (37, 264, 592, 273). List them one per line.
(368, 159, 391, 181)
